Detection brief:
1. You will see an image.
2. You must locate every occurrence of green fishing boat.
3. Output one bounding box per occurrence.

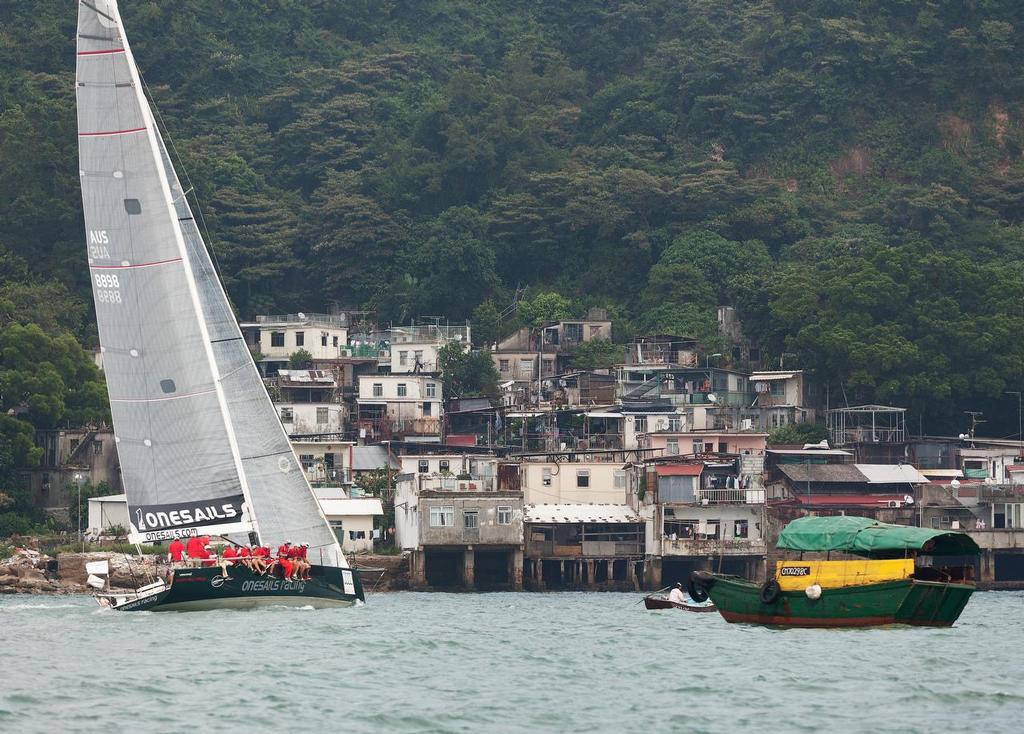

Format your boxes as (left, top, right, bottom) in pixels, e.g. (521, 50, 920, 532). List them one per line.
(688, 516, 980, 628)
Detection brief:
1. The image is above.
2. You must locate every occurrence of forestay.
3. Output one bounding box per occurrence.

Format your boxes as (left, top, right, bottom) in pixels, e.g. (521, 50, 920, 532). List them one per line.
(75, 0, 346, 566)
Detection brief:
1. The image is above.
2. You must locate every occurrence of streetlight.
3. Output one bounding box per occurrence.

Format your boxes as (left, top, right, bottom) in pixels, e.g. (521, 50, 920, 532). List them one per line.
(1007, 391, 1022, 462)
(74, 472, 85, 552)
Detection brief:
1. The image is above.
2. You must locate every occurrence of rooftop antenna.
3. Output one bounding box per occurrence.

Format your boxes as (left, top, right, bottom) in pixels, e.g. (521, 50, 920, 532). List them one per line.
(961, 411, 985, 448)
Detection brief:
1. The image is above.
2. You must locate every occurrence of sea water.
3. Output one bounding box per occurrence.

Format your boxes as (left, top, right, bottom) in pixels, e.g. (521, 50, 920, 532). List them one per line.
(1, 591, 1021, 733)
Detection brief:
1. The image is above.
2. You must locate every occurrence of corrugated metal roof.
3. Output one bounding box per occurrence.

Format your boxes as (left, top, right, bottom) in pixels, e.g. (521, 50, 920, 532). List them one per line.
(319, 498, 384, 517)
(855, 464, 929, 484)
(778, 464, 866, 483)
(351, 445, 401, 471)
(750, 372, 795, 381)
(524, 503, 640, 524)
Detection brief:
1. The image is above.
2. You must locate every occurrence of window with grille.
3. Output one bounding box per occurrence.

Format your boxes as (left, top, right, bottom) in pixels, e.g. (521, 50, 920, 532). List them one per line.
(429, 506, 454, 527)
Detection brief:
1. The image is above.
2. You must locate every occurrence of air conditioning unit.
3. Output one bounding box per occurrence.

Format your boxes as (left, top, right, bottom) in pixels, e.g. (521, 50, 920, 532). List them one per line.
(887, 500, 900, 508)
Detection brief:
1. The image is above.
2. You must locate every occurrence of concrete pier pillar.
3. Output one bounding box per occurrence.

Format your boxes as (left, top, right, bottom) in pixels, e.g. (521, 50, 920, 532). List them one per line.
(645, 556, 662, 590)
(510, 548, 524, 590)
(412, 548, 426, 589)
(981, 549, 995, 583)
(586, 560, 595, 587)
(463, 548, 475, 589)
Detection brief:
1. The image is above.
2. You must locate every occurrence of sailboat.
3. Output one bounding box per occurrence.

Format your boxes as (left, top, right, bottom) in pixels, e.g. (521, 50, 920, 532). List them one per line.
(76, 0, 364, 611)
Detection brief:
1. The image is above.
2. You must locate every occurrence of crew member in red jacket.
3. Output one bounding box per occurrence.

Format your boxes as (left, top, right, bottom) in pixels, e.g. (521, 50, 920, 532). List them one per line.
(185, 535, 206, 565)
(167, 537, 185, 564)
(277, 542, 294, 580)
(288, 543, 310, 581)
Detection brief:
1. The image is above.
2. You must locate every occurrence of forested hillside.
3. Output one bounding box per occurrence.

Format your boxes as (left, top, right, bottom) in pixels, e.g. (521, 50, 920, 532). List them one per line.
(3, 0, 1024, 439)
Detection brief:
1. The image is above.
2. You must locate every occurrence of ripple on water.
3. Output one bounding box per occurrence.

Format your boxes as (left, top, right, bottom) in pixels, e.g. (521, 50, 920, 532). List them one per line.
(1, 591, 1023, 734)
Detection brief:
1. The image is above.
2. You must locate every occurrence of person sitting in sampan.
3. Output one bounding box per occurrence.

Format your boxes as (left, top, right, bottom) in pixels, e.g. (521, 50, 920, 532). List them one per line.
(668, 582, 687, 605)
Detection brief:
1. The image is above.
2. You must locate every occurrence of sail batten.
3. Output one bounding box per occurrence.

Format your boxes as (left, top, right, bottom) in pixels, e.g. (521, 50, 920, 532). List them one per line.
(76, 0, 346, 565)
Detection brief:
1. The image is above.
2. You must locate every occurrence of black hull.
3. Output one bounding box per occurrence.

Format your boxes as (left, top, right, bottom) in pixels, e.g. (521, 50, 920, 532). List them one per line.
(643, 596, 718, 612)
(104, 563, 364, 612)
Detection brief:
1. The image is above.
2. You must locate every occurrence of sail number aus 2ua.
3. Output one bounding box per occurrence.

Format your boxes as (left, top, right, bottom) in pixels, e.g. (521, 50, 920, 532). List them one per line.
(88, 230, 111, 260)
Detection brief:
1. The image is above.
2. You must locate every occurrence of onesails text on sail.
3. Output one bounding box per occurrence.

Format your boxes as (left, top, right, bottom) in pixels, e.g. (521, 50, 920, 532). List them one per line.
(75, 0, 346, 567)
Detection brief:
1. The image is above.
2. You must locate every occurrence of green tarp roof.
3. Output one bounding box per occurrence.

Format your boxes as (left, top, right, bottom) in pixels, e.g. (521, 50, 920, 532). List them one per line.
(776, 516, 980, 557)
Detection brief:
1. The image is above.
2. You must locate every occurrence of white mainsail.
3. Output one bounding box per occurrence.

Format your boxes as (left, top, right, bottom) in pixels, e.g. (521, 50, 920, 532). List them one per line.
(76, 0, 346, 566)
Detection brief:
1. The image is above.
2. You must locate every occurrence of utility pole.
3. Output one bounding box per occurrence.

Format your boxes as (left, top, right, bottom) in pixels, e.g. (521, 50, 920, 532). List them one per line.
(1007, 392, 1023, 461)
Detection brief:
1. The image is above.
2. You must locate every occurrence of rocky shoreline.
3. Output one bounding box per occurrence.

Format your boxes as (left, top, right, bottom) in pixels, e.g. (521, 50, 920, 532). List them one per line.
(0, 548, 160, 595)
(1, 548, 409, 595)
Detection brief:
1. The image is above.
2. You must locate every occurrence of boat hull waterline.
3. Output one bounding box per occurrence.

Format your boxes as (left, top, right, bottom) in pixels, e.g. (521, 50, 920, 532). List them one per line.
(643, 596, 718, 612)
(699, 575, 974, 628)
(100, 564, 365, 612)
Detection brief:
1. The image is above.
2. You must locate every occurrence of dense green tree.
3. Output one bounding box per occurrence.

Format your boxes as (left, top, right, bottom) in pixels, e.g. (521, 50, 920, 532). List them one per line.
(471, 300, 503, 347)
(571, 339, 625, 370)
(3, 0, 1024, 435)
(437, 341, 500, 401)
(0, 323, 108, 428)
(288, 349, 314, 369)
(768, 423, 831, 447)
(517, 292, 576, 327)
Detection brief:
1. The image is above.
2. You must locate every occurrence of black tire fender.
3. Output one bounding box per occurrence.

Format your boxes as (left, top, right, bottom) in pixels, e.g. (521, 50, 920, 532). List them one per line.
(687, 570, 713, 603)
(760, 579, 781, 605)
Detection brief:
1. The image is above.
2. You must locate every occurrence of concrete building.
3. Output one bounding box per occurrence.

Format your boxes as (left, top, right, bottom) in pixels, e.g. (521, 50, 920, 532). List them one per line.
(515, 449, 654, 505)
(523, 503, 645, 590)
(26, 427, 121, 516)
(395, 473, 524, 589)
(643, 430, 769, 461)
(355, 374, 443, 440)
(389, 323, 471, 374)
(634, 457, 768, 587)
(290, 439, 356, 485)
(493, 310, 614, 402)
(240, 313, 349, 376)
(274, 369, 346, 436)
(315, 490, 384, 554)
(749, 370, 815, 426)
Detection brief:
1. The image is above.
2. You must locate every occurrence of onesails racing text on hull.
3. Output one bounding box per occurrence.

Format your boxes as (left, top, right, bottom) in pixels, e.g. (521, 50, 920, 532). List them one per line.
(76, 0, 363, 610)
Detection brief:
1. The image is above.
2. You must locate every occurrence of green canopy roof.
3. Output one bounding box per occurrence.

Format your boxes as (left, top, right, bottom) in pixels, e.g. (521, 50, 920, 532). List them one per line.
(776, 516, 980, 557)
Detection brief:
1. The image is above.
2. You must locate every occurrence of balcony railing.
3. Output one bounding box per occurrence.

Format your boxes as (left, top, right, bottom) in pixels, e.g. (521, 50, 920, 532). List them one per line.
(695, 488, 765, 505)
(419, 476, 496, 492)
(661, 537, 766, 556)
(256, 312, 348, 327)
(526, 540, 644, 557)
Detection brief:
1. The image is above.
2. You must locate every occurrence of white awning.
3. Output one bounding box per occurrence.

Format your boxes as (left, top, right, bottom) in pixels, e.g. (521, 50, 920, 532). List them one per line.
(584, 412, 623, 419)
(750, 373, 795, 381)
(524, 503, 640, 524)
(319, 498, 384, 518)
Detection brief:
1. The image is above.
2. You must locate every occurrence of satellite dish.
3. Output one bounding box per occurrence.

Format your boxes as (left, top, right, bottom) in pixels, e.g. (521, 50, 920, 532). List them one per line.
(904, 495, 914, 505)
(950, 479, 961, 490)
(297, 312, 307, 319)
(707, 393, 717, 403)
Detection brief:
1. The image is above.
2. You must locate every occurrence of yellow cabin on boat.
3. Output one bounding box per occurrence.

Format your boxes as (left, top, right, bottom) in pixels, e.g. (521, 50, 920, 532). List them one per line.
(774, 559, 914, 591)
